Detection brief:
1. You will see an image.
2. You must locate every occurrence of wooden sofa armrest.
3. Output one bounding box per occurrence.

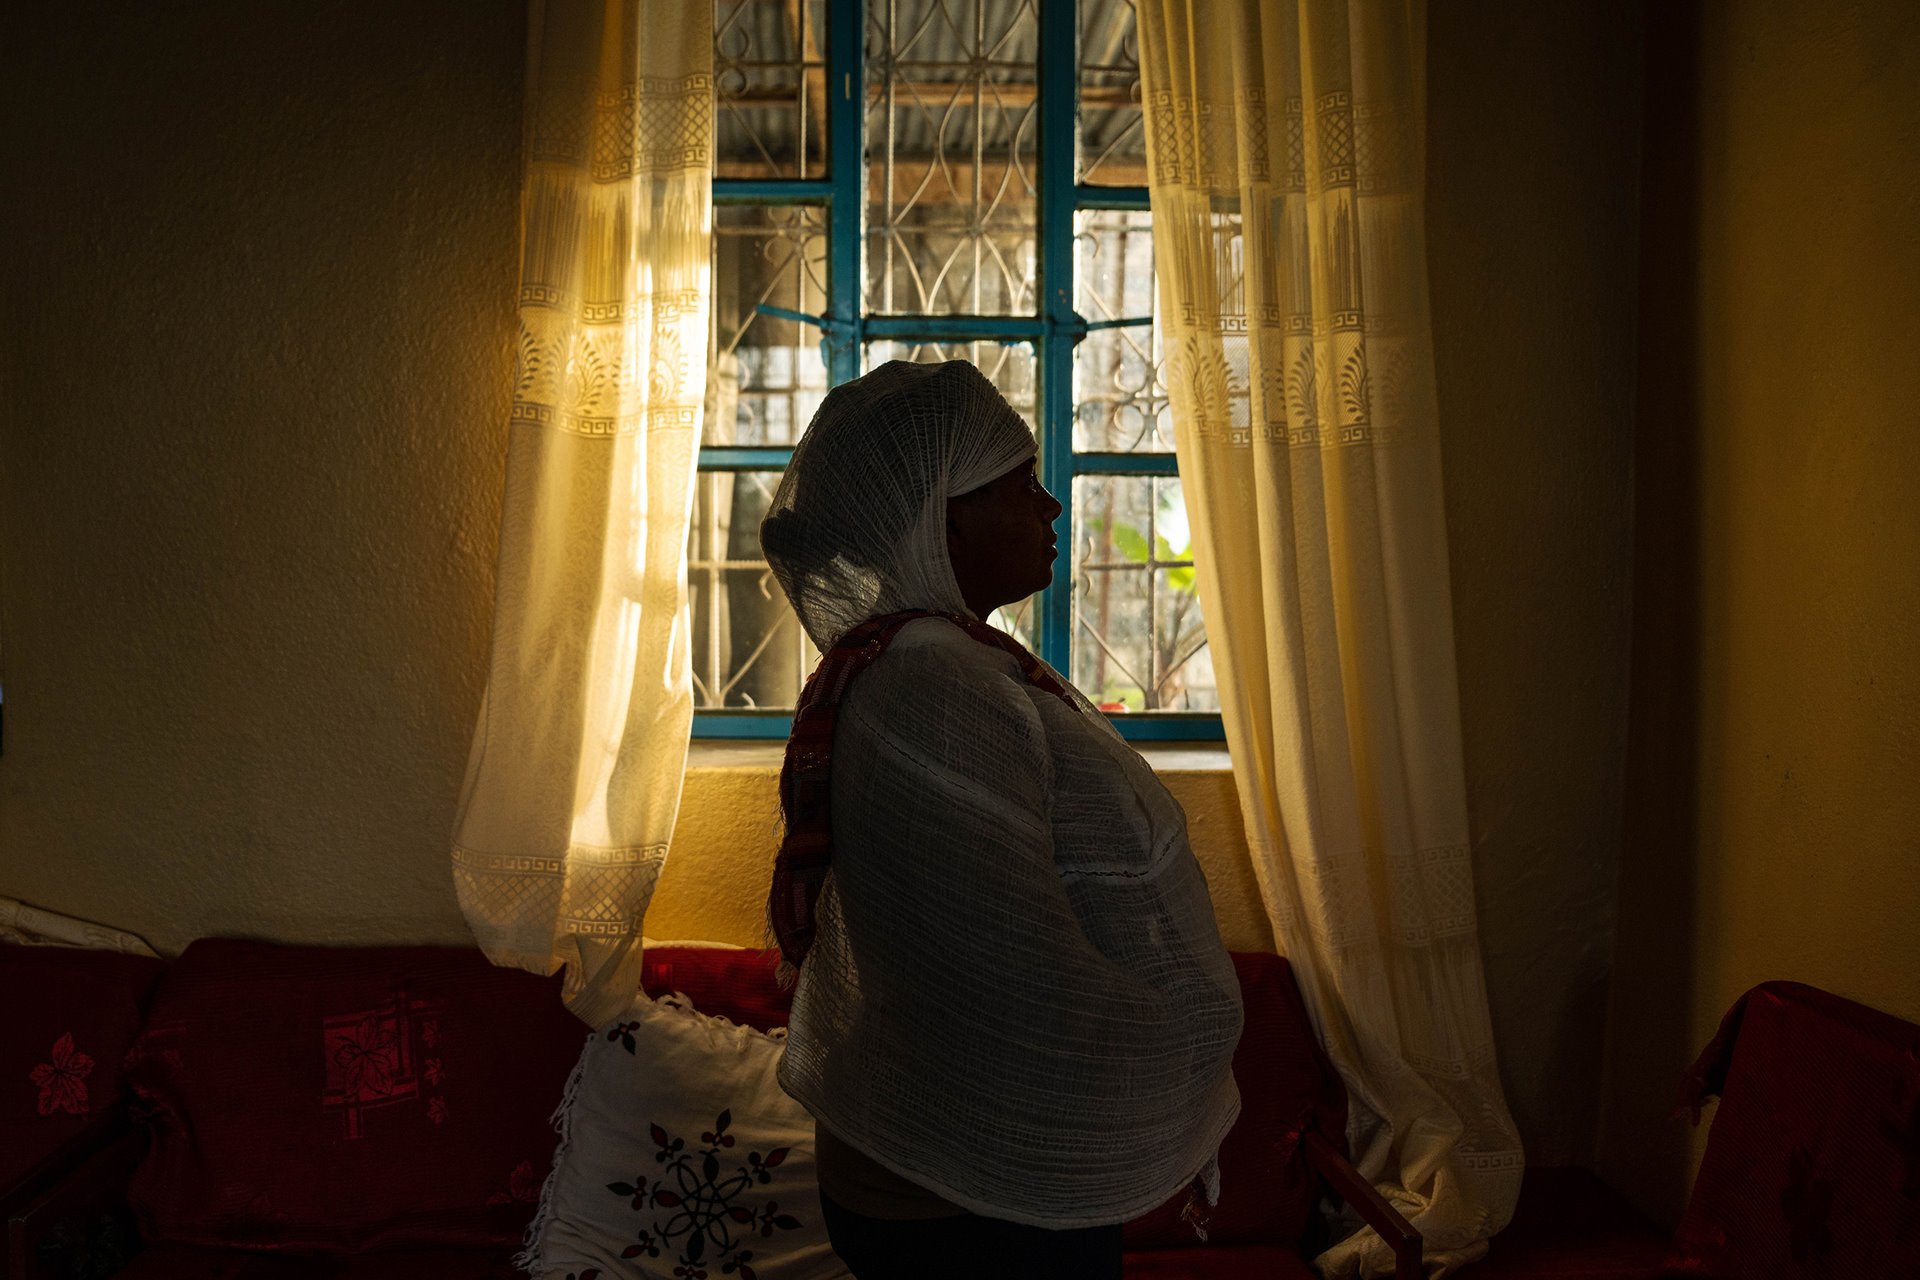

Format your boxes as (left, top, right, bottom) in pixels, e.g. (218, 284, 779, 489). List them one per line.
(4, 1124, 147, 1280)
(1301, 1129, 1424, 1280)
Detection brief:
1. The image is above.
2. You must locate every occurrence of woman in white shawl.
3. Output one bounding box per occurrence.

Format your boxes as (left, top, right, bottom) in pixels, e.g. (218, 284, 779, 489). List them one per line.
(761, 360, 1243, 1279)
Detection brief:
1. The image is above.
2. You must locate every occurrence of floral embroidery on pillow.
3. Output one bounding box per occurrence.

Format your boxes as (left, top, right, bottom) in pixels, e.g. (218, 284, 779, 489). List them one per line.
(606, 1020, 642, 1054)
(607, 1109, 802, 1280)
(30, 1032, 95, 1116)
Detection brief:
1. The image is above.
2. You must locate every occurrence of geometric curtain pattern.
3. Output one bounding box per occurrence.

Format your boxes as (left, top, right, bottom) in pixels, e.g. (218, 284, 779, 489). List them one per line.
(453, 0, 713, 1028)
(1138, 2, 1523, 1273)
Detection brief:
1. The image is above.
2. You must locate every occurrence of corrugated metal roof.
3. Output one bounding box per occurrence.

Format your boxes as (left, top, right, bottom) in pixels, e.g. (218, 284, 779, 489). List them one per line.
(713, 0, 1145, 186)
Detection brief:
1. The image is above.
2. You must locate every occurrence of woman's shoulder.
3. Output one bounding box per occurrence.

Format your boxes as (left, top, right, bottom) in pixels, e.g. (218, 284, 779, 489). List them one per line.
(839, 617, 1044, 752)
(870, 615, 1025, 682)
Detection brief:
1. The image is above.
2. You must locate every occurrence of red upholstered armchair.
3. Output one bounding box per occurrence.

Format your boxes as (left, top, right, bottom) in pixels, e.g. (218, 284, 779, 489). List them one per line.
(1666, 981, 1920, 1279)
(1467, 980, 1920, 1280)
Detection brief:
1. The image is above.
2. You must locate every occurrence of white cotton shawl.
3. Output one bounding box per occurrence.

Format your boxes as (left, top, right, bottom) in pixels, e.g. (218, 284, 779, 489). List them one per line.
(763, 361, 1244, 1228)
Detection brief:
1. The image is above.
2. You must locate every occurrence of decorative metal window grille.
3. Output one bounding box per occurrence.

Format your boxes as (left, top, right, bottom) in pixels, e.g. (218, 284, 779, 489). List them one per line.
(698, 0, 1219, 740)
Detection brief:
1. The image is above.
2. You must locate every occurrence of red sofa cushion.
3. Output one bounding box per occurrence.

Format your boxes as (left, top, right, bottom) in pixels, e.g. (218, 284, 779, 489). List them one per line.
(1669, 981, 1920, 1278)
(639, 944, 789, 1033)
(639, 945, 1346, 1252)
(0, 943, 165, 1195)
(123, 940, 586, 1254)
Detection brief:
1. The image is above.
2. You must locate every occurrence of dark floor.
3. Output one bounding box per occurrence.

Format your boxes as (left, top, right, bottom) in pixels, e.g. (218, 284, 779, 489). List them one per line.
(1465, 1168, 1670, 1278)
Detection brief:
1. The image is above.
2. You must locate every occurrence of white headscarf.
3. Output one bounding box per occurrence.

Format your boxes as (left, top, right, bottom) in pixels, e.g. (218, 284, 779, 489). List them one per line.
(762, 360, 1244, 1229)
(759, 360, 1037, 649)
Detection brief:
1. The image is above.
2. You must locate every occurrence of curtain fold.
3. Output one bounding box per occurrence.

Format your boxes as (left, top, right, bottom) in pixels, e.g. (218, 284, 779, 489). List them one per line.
(1137, 2, 1522, 1274)
(452, 0, 713, 1029)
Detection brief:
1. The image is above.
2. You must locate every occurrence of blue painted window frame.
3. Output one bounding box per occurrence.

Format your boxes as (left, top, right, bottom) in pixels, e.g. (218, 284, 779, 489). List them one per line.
(697, 1, 1221, 744)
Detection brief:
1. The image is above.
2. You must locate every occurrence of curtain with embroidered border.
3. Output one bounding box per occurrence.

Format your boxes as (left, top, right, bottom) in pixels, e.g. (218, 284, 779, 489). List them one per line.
(452, 0, 712, 1029)
(1138, 2, 1522, 1274)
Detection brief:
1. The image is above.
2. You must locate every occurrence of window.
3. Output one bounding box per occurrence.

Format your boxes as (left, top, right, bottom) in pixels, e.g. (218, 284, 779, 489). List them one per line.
(697, 0, 1218, 740)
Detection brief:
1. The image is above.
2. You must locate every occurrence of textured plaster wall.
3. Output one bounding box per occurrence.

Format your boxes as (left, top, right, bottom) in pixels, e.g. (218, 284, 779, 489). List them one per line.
(1598, 0, 1920, 1226)
(1425, 1, 1643, 1165)
(0, 0, 1644, 1166)
(0, 0, 527, 949)
(652, 751, 1275, 955)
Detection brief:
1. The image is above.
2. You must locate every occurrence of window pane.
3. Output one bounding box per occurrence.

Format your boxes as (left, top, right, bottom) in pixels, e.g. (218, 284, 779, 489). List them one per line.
(710, 205, 831, 447)
(985, 596, 1036, 652)
(1073, 208, 1171, 451)
(689, 469, 816, 710)
(865, 0, 1039, 315)
(714, 0, 828, 179)
(1072, 475, 1216, 712)
(1077, 0, 1145, 186)
(863, 339, 1037, 427)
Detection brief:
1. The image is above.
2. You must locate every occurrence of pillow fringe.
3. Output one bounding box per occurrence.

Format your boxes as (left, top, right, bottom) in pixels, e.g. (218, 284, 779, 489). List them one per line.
(513, 1026, 597, 1275)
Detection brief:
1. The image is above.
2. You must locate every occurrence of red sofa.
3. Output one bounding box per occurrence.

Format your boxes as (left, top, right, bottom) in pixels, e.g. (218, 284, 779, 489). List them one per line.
(8, 939, 1410, 1279)
(28, 938, 1911, 1279)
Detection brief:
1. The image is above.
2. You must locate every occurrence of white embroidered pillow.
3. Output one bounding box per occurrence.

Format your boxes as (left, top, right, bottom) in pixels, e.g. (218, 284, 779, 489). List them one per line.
(519, 991, 846, 1280)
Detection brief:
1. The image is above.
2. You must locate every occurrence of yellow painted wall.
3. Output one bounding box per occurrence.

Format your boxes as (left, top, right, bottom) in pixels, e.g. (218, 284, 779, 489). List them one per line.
(1, 0, 1643, 1165)
(1598, 0, 1920, 1225)
(0, 0, 525, 951)
(652, 750, 1274, 955)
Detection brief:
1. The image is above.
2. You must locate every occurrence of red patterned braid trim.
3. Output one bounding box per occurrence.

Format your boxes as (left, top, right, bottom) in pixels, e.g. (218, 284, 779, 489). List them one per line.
(768, 609, 1078, 971)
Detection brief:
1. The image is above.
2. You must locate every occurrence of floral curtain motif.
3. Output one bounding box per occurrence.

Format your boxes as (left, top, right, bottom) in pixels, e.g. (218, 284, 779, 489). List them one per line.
(453, 0, 713, 1029)
(1138, 2, 1523, 1275)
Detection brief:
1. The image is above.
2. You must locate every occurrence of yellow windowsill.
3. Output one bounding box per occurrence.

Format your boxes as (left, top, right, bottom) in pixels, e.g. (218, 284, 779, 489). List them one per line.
(687, 738, 1232, 774)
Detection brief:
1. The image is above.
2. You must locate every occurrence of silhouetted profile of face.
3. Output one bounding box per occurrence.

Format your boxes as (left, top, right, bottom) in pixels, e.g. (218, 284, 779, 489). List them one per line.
(945, 455, 1062, 620)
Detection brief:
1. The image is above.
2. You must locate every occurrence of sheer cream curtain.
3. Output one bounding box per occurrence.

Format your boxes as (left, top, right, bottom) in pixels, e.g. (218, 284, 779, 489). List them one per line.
(452, 0, 712, 1028)
(1138, 2, 1522, 1274)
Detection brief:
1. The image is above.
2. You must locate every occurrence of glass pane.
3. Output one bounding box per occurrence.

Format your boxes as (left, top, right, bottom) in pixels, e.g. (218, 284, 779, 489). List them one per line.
(985, 596, 1036, 652)
(1072, 475, 1217, 712)
(865, 0, 1040, 315)
(714, 0, 828, 179)
(1073, 208, 1171, 451)
(689, 469, 818, 711)
(1077, 0, 1145, 186)
(710, 205, 831, 447)
(863, 339, 1037, 427)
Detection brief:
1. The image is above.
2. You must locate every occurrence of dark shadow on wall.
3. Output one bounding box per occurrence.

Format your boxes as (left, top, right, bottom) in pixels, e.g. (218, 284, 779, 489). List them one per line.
(1597, 0, 1705, 1225)
(1425, 0, 1644, 1166)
